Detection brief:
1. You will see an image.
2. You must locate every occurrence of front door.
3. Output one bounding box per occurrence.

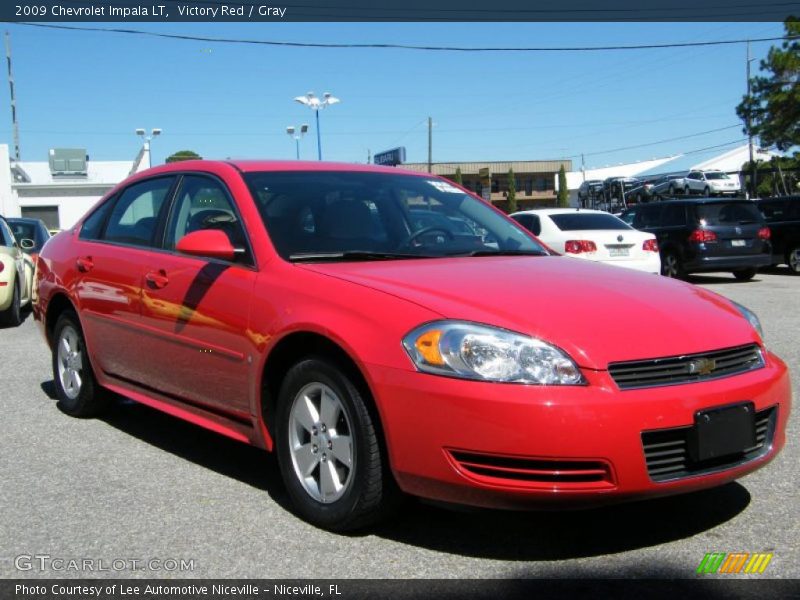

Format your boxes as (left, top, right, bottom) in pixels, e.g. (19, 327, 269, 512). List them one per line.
(137, 174, 256, 417)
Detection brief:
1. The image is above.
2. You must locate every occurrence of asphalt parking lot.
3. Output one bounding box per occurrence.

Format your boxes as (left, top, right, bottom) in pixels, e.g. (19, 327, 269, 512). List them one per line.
(0, 268, 797, 580)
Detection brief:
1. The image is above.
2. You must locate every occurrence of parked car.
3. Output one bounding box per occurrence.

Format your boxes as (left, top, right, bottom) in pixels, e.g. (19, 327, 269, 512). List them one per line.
(577, 179, 604, 205)
(754, 195, 800, 273)
(626, 176, 661, 204)
(683, 170, 741, 197)
(6, 217, 51, 263)
(620, 199, 771, 279)
(598, 177, 640, 211)
(34, 161, 790, 531)
(510, 209, 660, 274)
(0, 215, 34, 326)
(650, 174, 687, 198)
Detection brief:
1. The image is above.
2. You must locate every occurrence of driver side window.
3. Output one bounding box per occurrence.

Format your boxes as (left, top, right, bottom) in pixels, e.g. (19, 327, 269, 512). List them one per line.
(166, 175, 252, 265)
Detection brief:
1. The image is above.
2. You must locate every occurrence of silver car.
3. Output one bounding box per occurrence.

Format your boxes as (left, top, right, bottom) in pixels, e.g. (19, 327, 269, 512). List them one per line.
(683, 170, 741, 197)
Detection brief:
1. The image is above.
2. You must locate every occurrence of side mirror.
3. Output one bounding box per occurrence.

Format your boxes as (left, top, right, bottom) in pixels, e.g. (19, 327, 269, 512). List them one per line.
(175, 230, 236, 262)
(20, 238, 35, 250)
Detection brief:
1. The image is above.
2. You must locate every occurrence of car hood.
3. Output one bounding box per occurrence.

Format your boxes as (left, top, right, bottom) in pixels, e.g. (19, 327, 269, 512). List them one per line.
(299, 256, 760, 370)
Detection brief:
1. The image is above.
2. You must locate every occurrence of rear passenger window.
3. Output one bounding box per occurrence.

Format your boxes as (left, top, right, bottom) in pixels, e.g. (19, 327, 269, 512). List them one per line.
(661, 205, 686, 227)
(103, 178, 174, 247)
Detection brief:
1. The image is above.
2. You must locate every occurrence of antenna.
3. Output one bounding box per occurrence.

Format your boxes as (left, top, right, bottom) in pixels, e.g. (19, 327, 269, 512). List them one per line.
(5, 31, 20, 160)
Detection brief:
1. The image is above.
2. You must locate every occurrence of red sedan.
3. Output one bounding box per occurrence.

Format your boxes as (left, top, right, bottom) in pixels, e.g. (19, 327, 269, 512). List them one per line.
(34, 160, 791, 531)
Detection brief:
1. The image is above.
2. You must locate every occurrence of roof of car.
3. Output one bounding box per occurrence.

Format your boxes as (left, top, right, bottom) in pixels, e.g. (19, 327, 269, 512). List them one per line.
(624, 198, 756, 210)
(144, 159, 433, 177)
(5, 217, 43, 224)
(511, 208, 611, 217)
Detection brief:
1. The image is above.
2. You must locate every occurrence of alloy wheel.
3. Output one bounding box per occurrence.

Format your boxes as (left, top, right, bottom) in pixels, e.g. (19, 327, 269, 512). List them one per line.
(288, 382, 354, 503)
(57, 325, 84, 400)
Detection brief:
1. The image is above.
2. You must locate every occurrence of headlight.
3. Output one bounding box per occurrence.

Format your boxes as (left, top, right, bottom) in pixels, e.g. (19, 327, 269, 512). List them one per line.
(402, 321, 585, 385)
(731, 301, 764, 340)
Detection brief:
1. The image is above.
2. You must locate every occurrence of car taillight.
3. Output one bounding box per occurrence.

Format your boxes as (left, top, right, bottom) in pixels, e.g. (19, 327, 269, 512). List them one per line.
(564, 240, 597, 254)
(758, 227, 771, 240)
(688, 229, 717, 243)
(642, 239, 659, 252)
(0, 262, 4, 273)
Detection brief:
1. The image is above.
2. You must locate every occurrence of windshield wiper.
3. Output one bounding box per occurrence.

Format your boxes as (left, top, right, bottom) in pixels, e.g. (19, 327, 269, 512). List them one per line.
(461, 249, 549, 257)
(289, 251, 437, 262)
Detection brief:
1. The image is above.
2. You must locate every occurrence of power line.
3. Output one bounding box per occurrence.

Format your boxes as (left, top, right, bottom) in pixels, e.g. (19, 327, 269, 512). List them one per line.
(10, 22, 799, 53)
(582, 125, 742, 157)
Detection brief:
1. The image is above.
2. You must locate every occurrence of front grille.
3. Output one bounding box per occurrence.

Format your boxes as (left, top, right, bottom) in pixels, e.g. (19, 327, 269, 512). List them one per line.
(609, 344, 764, 390)
(448, 450, 614, 487)
(641, 406, 776, 482)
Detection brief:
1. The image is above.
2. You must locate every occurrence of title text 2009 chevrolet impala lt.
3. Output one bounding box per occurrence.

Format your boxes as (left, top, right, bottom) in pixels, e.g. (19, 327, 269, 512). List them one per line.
(34, 161, 791, 530)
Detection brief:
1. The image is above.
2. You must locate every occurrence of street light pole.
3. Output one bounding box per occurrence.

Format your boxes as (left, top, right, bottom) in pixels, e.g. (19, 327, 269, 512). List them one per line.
(294, 91, 340, 161)
(746, 41, 757, 198)
(286, 124, 309, 160)
(135, 127, 162, 168)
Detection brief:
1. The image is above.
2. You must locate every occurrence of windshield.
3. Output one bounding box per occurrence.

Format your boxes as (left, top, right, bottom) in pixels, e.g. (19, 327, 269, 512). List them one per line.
(550, 213, 632, 231)
(244, 171, 547, 261)
(704, 172, 729, 180)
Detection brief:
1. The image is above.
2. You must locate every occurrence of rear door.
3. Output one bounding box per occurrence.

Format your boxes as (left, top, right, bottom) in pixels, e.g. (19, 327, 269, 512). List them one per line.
(74, 176, 176, 382)
(697, 201, 767, 258)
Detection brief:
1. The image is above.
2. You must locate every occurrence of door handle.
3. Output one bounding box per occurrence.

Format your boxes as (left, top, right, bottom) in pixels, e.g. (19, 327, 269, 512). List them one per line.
(145, 270, 169, 289)
(76, 256, 94, 272)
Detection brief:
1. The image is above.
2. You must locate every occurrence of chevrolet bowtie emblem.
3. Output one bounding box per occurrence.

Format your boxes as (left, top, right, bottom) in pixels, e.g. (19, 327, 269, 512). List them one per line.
(688, 358, 716, 375)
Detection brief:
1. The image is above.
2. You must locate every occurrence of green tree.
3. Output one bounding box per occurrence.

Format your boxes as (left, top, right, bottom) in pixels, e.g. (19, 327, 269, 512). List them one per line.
(557, 165, 569, 207)
(506, 168, 517, 213)
(166, 150, 203, 163)
(454, 167, 463, 186)
(736, 17, 800, 151)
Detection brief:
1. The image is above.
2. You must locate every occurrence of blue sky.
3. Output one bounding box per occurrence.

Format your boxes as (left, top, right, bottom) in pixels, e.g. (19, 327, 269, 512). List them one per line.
(0, 21, 785, 170)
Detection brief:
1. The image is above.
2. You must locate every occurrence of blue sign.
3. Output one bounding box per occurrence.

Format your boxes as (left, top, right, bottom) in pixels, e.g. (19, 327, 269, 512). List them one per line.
(374, 147, 406, 166)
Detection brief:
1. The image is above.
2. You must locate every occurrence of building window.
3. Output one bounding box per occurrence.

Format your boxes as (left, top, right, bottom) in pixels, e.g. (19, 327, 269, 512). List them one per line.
(21, 206, 60, 230)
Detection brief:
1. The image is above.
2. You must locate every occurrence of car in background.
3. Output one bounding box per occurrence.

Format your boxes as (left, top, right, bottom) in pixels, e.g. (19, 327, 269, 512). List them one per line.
(599, 177, 640, 211)
(7, 217, 51, 263)
(0, 215, 34, 326)
(620, 199, 771, 280)
(510, 209, 660, 274)
(754, 195, 800, 274)
(684, 170, 741, 197)
(577, 180, 604, 206)
(34, 160, 790, 532)
(650, 174, 687, 198)
(626, 176, 661, 204)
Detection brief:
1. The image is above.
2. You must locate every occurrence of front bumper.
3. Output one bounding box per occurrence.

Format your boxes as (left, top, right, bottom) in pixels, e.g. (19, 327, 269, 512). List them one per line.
(368, 351, 790, 509)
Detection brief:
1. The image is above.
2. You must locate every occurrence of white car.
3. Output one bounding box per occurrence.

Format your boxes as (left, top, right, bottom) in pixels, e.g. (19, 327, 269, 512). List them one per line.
(510, 208, 661, 274)
(0, 215, 34, 326)
(684, 170, 741, 196)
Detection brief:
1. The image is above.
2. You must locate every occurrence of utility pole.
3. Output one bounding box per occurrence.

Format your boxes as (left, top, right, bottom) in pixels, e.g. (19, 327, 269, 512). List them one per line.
(746, 40, 756, 198)
(427, 116, 432, 173)
(5, 32, 20, 160)
(581, 154, 586, 182)
(367, 149, 371, 164)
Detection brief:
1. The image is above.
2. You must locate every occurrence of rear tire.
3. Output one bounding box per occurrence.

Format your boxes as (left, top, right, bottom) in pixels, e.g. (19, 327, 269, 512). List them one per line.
(684, 186, 691, 196)
(275, 357, 398, 531)
(661, 251, 685, 279)
(52, 311, 108, 417)
(704, 186, 711, 197)
(668, 184, 675, 195)
(787, 246, 800, 274)
(0, 281, 22, 327)
(733, 268, 757, 281)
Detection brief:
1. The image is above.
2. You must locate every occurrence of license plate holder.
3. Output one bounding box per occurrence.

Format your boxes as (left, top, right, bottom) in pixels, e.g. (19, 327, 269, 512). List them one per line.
(731, 239, 746, 247)
(608, 247, 630, 257)
(689, 402, 755, 462)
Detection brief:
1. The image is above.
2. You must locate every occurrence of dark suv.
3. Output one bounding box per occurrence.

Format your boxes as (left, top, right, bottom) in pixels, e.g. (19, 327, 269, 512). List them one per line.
(754, 196, 800, 274)
(620, 199, 772, 280)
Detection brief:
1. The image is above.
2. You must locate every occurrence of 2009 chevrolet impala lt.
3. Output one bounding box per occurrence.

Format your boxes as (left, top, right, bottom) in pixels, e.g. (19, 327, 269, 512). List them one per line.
(34, 161, 791, 531)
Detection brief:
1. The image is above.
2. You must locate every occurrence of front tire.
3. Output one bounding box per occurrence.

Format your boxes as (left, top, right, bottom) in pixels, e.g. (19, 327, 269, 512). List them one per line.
(0, 281, 22, 327)
(275, 357, 396, 531)
(733, 268, 757, 281)
(703, 186, 711, 197)
(52, 311, 108, 417)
